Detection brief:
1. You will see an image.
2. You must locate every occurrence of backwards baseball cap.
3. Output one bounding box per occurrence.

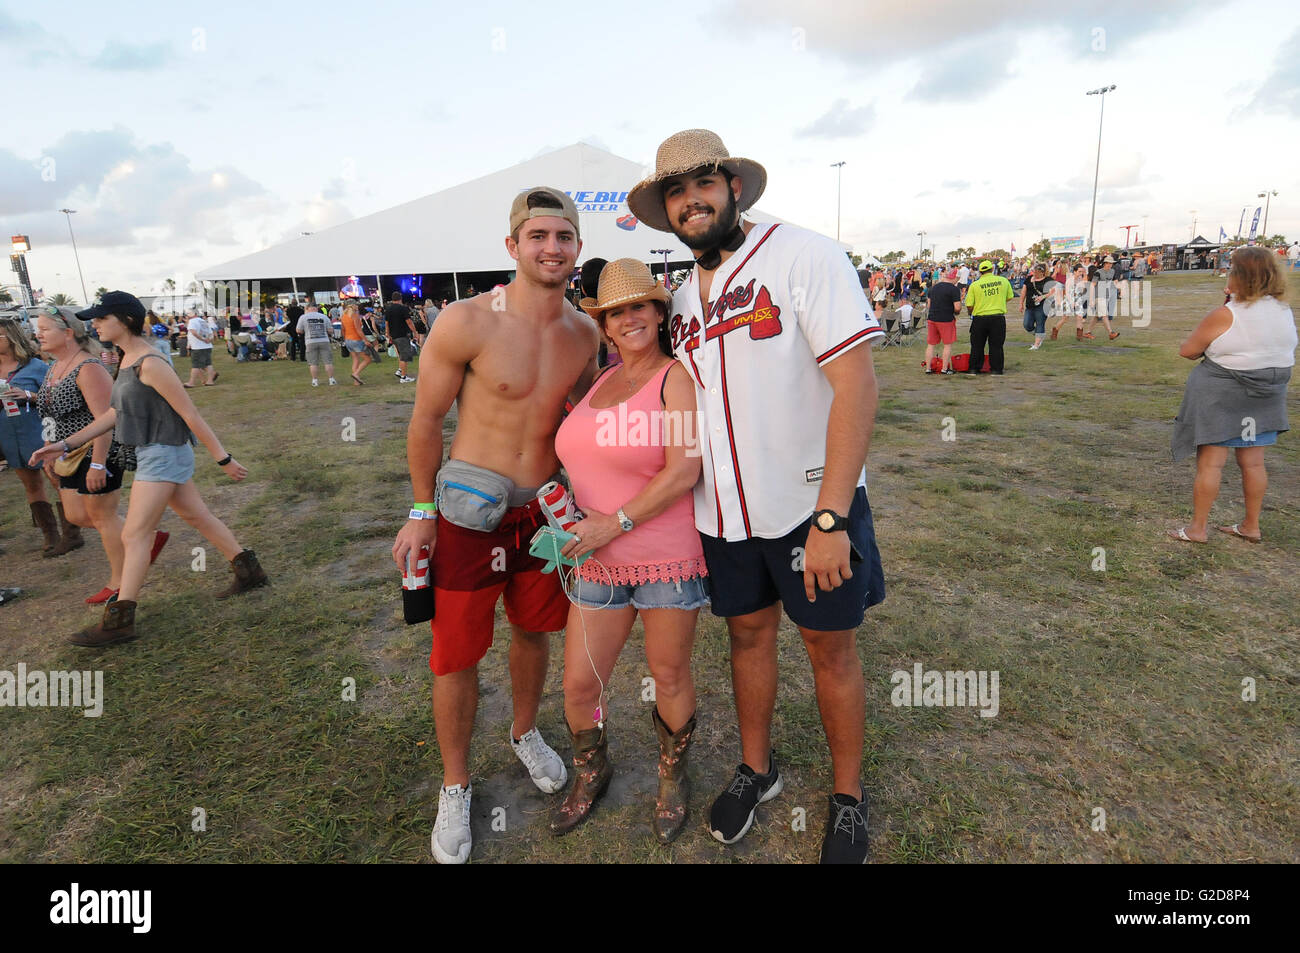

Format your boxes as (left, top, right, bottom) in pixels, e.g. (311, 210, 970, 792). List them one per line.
(510, 187, 581, 240)
(77, 290, 146, 322)
(978, 260, 994, 273)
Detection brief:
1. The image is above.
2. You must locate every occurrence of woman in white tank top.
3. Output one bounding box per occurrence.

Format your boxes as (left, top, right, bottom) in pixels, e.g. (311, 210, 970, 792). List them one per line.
(1203, 295, 1297, 371)
(1169, 247, 1296, 543)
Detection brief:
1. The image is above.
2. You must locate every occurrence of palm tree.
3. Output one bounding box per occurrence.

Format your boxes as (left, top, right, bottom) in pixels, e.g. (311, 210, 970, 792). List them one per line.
(95, 286, 109, 302)
(0, 285, 14, 305)
(43, 292, 79, 307)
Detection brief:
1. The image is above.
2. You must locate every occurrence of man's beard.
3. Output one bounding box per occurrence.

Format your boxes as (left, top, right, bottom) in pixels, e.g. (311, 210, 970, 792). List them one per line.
(669, 188, 739, 253)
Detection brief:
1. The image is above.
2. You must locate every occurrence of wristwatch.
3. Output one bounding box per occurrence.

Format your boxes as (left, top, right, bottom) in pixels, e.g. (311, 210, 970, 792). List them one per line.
(812, 509, 849, 533)
(617, 507, 634, 532)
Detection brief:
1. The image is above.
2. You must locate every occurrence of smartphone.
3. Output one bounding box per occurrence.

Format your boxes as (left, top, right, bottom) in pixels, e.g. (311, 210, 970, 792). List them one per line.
(529, 526, 591, 573)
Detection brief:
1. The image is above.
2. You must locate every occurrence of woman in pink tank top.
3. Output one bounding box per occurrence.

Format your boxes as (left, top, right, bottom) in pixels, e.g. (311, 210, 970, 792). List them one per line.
(550, 258, 704, 844)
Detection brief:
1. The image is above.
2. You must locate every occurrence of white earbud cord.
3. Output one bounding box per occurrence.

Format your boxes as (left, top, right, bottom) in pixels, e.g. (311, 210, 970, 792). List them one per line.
(554, 546, 615, 731)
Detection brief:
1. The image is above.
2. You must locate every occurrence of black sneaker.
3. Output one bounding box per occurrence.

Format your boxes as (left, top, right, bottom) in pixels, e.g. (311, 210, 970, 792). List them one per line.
(709, 750, 783, 844)
(819, 791, 869, 864)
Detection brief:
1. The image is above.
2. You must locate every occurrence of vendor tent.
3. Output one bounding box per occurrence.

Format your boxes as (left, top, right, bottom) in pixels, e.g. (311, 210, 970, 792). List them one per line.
(197, 143, 843, 290)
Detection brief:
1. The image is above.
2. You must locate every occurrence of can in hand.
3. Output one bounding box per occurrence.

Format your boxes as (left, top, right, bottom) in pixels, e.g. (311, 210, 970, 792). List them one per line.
(402, 545, 435, 624)
(537, 481, 581, 533)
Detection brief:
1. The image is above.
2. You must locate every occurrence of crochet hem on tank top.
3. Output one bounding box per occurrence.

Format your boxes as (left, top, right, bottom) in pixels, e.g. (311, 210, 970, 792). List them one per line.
(578, 555, 709, 586)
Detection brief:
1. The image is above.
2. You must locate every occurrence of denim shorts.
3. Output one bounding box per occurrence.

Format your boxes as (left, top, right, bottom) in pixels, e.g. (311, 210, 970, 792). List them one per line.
(1212, 430, 1279, 448)
(134, 442, 195, 483)
(345, 339, 365, 353)
(569, 573, 710, 611)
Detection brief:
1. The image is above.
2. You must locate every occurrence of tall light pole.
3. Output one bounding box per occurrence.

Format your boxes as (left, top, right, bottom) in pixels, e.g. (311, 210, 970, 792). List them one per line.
(1085, 84, 1116, 251)
(58, 208, 88, 305)
(1258, 190, 1278, 239)
(1189, 210, 1198, 241)
(916, 230, 926, 259)
(830, 161, 846, 242)
(650, 248, 672, 285)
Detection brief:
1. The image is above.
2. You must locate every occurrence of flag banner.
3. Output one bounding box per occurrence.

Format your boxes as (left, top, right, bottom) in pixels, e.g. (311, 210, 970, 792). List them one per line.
(1237, 208, 1247, 238)
(1249, 207, 1262, 239)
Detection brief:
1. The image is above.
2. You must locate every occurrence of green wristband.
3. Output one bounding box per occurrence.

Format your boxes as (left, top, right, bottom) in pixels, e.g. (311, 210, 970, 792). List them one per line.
(413, 502, 437, 513)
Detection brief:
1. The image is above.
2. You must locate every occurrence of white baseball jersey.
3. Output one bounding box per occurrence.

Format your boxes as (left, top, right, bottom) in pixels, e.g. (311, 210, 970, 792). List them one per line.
(669, 222, 884, 542)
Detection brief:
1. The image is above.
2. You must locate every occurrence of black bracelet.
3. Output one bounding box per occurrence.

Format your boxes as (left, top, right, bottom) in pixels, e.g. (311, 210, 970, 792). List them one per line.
(216, 454, 232, 466)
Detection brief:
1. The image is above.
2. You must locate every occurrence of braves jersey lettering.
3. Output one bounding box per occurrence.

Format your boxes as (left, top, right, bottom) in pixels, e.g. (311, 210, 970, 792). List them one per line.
(671, 222, 884, 541)
(677, 282, 783, 352)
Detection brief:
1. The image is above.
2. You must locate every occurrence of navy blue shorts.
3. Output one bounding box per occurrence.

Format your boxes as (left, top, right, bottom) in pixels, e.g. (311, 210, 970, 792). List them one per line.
(699, 486, 885, 631)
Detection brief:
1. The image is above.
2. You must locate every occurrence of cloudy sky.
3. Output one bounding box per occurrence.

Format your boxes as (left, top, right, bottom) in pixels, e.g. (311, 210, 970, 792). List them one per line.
(4, 0, 1297, 299)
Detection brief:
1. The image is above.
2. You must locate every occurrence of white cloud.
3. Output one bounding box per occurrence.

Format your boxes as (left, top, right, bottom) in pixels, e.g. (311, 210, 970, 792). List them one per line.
(797, 99, 876, 138)
(1239, 27, 1300, 118)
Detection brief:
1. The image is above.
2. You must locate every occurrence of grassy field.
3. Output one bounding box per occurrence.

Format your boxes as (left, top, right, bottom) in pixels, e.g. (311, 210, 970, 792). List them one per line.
(1, 270, 1296, 863)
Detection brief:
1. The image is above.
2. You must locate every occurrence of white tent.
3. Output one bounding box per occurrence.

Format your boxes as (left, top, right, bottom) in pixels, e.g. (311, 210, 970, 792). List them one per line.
(197, 142, 846, 287)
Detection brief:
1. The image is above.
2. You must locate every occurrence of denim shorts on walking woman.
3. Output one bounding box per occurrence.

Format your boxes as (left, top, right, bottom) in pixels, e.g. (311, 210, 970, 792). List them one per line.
(133, 442, 195, 484)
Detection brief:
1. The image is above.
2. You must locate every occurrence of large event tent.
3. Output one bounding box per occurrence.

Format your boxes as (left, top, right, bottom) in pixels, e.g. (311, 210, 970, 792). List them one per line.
(196, 142, 845, 299)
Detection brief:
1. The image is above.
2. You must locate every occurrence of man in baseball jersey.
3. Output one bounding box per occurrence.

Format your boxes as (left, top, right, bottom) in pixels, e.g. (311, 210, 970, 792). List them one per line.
(629, 129, 886, 864)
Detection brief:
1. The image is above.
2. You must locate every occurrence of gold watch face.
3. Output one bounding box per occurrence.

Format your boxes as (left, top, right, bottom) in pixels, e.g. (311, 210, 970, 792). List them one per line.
(817, 512, 836, 531)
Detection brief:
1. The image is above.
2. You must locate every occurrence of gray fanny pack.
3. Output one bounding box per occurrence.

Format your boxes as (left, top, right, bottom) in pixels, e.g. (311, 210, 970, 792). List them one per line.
(435, 460, 517, 532)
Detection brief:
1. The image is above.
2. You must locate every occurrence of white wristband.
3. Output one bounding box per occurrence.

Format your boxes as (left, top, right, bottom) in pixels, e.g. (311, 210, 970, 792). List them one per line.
(89, 462, 106, 471)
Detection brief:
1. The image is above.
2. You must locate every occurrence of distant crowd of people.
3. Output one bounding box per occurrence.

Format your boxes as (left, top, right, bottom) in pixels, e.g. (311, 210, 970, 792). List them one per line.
(140, 294, 446, 388)
(857, 250, 1164, 375)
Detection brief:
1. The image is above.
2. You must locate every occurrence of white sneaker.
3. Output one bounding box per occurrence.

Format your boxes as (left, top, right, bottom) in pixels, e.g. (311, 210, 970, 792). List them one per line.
(311, 379, 319, 387)
(510, 725, 567, 793)
(432, 783, 472, 864)
(1029, 343, 1041, 350)
(328, 377, 338, 385)
(399, 375, 416, 383)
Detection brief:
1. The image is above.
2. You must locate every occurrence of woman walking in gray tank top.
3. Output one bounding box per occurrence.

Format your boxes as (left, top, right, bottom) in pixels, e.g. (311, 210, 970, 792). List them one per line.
(30, 292, 269, 646)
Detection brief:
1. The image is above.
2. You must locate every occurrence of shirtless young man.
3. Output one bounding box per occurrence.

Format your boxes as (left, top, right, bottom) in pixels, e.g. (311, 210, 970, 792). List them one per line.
(392, 187, 599, 864)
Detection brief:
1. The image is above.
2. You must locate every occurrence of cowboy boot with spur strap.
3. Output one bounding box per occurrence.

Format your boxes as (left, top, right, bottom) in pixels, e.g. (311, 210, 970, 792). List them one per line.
(652, 707, 696, 844)
(549, 724, 612, 836)
(70, 599, 137, 648)
(216, 549, 268, 598)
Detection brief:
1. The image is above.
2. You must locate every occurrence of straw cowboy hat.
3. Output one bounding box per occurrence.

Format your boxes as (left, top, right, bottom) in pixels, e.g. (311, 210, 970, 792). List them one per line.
(579, 258, 673, 321)
(627, 129, 767, 233)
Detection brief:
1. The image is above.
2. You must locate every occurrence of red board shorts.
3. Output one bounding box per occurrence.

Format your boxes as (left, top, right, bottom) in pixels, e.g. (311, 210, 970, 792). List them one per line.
(927, 320, 957, 345)
(428, 500, 568, 676)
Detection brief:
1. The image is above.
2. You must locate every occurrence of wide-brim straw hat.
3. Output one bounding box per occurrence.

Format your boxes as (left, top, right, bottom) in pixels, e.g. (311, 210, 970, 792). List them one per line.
(627, 129, 767, 233)
(579, 258, 673, 321)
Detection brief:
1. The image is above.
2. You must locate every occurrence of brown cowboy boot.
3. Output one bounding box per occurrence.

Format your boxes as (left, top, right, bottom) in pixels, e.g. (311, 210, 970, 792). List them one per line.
(549, 724, 612, 835)
(47, 501, 85, 557)
(652, 707, 696, 844)
(30, 501, 59, 556)
(216, 549, 268, 598)
(70, 599, 137, 647)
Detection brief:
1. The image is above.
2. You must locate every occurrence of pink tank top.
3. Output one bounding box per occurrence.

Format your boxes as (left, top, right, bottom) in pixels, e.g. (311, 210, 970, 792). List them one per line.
(555, 361, 706, 585)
